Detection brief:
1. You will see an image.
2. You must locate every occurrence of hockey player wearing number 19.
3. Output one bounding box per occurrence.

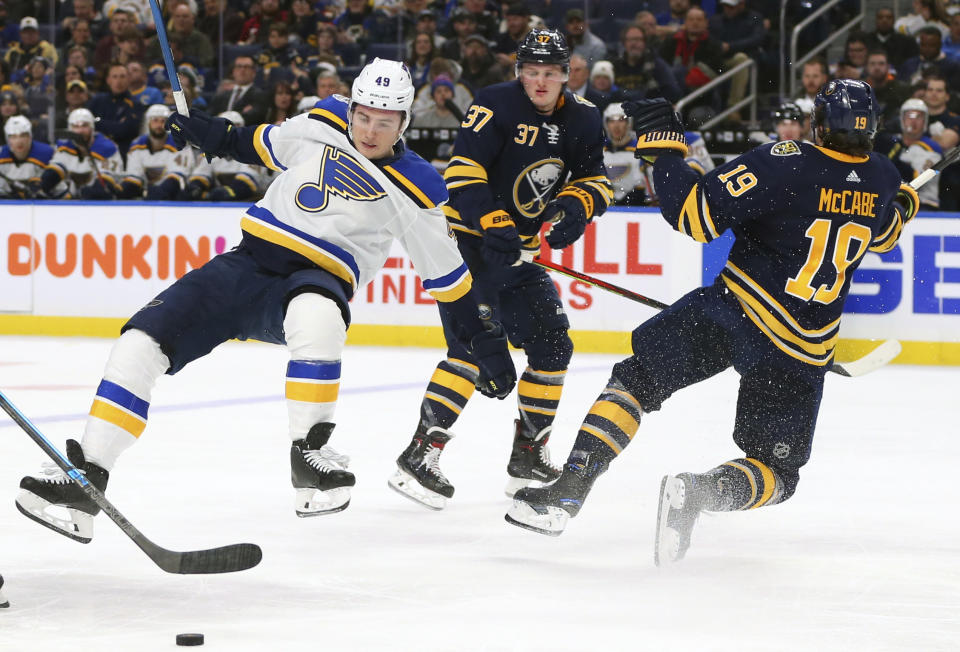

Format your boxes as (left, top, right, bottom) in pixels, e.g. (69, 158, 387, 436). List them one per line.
(506, 80, 921, 565)
(387, 29, 615, 510)
(15, 58, 517, 543)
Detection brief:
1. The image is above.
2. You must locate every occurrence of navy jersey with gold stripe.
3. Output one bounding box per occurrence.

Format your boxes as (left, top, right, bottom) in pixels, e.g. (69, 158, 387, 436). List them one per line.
(654, 140, 914, 366)
(442, 81, 612, 242)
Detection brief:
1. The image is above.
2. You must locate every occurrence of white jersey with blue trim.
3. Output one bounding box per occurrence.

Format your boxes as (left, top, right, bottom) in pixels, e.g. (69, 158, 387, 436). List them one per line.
(190, 155, 265, 196)
(123, 134, 193, 191)
(240, 95, 470, 303)
(0, 141, 54, 194)
(49, 132, 123, 196)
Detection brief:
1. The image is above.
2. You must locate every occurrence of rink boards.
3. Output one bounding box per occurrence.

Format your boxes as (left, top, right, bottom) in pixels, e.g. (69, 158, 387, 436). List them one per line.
(0, 200, 958, 365)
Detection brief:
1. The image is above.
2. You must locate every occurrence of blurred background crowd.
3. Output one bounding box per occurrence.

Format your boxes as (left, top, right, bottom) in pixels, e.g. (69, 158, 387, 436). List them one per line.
(0, 0, 957, 207)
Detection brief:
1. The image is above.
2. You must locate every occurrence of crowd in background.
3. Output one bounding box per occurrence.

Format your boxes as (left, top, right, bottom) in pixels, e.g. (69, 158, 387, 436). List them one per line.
(0, 0, 958, 207)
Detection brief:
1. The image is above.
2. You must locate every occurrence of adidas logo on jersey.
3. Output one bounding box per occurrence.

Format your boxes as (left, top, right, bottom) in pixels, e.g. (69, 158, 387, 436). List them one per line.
(846, 170, 861, 183)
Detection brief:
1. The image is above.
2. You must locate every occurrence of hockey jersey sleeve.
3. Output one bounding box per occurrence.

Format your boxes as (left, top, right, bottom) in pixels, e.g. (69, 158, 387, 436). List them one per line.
(869, 182, 918, 253)
(552, 99, 613, 221)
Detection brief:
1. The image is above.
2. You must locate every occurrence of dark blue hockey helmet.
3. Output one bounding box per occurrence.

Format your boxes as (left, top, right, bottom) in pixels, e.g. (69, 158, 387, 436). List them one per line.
(516, 29, 570, 72)
(813, 78, 878, 138)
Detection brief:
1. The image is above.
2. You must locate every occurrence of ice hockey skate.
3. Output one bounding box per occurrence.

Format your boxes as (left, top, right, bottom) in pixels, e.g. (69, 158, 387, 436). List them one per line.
(291, 423, 354, 517)
(388, 426, 455, 510)
(654, 473, 703, 566)
(16, 439, 108, 544)
(504, 420, 562, 497)
(0, 573, 8, 608)
(505, 452, 607, 536)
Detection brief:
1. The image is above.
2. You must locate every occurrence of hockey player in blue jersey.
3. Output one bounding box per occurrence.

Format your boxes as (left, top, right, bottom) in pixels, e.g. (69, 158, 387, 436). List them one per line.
(388, 29, 614, 510)
(15, 59, 517, 542)
(506, 79, 921, 564)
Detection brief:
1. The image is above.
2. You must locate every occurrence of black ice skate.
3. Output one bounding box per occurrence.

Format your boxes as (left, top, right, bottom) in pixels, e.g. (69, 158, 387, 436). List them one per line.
(0, 573, 9, 608)
(387, 426, 454, 510)
(291, 423, 355, 517)
(16, 439, 109, 544)
(505, 452, 607, 536)
(654, 473, 703, 566)
(504, 419, 562, 497)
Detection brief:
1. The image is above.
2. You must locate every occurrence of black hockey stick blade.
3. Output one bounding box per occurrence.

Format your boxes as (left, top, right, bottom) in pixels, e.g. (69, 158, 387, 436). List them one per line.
(0, 390, 262, 575)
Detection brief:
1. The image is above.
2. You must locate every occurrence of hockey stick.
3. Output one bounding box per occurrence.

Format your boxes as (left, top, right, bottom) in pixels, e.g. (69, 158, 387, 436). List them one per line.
(910, 145, 960, 190)
(533, 257, 897, 377)
(0, 390, 262, 574)
(148, 0, 190, 116)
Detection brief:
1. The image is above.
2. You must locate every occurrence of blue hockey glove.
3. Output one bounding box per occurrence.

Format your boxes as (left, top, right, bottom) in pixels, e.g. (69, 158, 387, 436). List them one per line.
(165, 110, 232, 154)
(79, 181, 112, 199)
(470, 321, 516, 399)
(207, 186, 237, 201)
(622, 99, 688, 161)
(543, 194, 589, 249)
(480, 210, 523, 266)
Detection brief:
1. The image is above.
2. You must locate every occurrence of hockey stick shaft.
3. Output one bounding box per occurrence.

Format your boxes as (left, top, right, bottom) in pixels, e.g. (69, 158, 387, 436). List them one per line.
(909, 145, 959, 190)
(0, 389, 261, 574)
(534, 258, 670, 310)
(148, 0, 189, 116)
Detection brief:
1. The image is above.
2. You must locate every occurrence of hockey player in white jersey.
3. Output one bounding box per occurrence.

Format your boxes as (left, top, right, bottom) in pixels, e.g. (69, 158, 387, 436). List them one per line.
(120, 104, 192, 200)
(38, 108, 124, 199)
(601, 103, 645, 206)
(0, 116, 54, 198)
(182, 111, 267, 202)
(16, 59, 517, 543)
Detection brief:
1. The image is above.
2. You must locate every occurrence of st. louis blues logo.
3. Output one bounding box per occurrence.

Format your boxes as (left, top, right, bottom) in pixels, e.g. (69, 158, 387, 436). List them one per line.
(295, 146, 387, 212)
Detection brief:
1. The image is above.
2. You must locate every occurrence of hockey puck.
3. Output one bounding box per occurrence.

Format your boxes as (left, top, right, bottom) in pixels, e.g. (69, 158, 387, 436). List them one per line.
(176, 633, 204, 646)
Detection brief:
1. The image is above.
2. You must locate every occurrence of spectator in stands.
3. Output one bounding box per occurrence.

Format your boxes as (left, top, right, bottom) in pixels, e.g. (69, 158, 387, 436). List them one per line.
(5, 17, 59, 72)
(441, 9, 480, 61)
(795, 57, 828, 104)
(412, 57, 474, 116)
(494, 3, 529, 70)
(94, 8, 133, 70)
(21, 56, 55, 134)
(614, 23, 681, 103)
(866, 7, 919, 69)
(0, 90, 21, 146)
(708, 0, 763, 116)
(57, 78, 90, 129)
(171, 64, 207, 112)
(266, 81, 296, 125)
(334, 0, 388, 52)
(208, 55, 268, 126)
(407, 31, 438, 88)
(865, 49, 912, 127)
(876, 98, 943, 210)
(656, 0, 690, 39)
(62, 0, 105, 43)
(144, 4, 213, 69)
(461, 0, 499, 42)
(588, 60, 614, 112)
(89, 61, 143, 156)
(945, 14, 960, 61)
(568, 54, 606, 106)
(414, 10, 445, 49)
(241, 0, 290, 44)
(0, 1, 18, 50)
(894, 0, 950, 38)
(900, 26, 960, 87)
(257, 23, 302, 73)
(307, 23, 347, 69)
(112, 26, 148, 68)
(460, 34, 503, 90)
(0, 115, 54, 199)
(411, 74, 462, 128)
(120, 104, 194, 200)
(313, 68, 342, 100)
(387, 0, 431, 43)
(127, 60, 164, 109)
(41, 108, 123, 199)
(834, 59, 862, 81)
(102, 0, 151, 28)
(198, 0, 244, 46)
(563, 9, 606, 68)
(661, 8, 725, 97)
(835, 32, 870, 78)
(635, 11, 664, 54)
(923, 73, 960, 209)
(290, 0, 320, 44)
(62, 45, 96, 83)
(59, 19, 96, 70)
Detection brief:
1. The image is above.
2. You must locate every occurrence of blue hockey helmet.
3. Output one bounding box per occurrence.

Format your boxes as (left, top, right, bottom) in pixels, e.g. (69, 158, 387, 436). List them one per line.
(813, 78, 878, 138)
(516, 29, 570, 72)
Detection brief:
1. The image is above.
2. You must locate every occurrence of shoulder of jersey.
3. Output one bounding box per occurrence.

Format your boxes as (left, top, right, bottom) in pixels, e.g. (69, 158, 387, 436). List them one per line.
(306, 94, 350, 134)
(382, 148, 448, 208)
(472, 80, 522, 111)
(918, 136, 944, 153)
(128, 134, 150, 150)
(90, 133, 119, 157)
(29, 141, 54, 161)
(0, 144, 11, 159)
(562, 89, 599, 114)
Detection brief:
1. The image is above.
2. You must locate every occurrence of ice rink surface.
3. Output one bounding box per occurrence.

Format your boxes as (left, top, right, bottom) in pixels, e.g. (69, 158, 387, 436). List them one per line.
(1, 335, 958, 651)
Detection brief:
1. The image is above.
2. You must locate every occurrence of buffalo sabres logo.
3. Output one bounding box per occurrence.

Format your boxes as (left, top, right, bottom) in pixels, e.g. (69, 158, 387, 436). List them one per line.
(513, 158, 564, 218)
(772, 140, 801, 156)
(295, 146, 387, 212)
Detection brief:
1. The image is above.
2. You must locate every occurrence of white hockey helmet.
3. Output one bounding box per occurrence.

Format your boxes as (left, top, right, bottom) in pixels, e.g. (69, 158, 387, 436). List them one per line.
(349, 58, 415, 142)
(217, 110, 245, 127)
(145, 103, 171, 121)
(67, 107, 96, 128)
(603, 102, 632, 126)
(3, 115, 32, 137)
(900, 98, 929, 131)
(297, 95, 320, 114)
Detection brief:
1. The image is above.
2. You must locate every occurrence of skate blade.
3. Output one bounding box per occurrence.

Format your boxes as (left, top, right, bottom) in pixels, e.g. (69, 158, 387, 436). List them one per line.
(504, 500, 568, 536)
(294, 487, 351, 517)
(387, 469, 447, 511)
(654, 475, 685, 567)
(504, 474, 559, 499)
(15, 489, 93, 544)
